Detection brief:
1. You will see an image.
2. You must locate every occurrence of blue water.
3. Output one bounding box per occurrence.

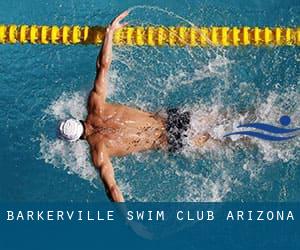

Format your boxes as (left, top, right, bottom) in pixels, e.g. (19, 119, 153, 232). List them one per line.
(0, 0, 299, 202)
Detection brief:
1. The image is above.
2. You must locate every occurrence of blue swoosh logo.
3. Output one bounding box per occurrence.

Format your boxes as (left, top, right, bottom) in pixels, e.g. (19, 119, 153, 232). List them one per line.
(224, 116, 299, 142)
(237, 123, 300, 134)
(224, 131, 297, 141)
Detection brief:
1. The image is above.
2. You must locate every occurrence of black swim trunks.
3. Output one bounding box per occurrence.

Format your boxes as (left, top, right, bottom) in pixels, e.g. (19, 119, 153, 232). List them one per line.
(166, 108, 191, 153)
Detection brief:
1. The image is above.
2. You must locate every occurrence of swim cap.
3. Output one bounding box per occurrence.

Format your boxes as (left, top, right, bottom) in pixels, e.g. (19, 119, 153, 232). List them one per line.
(58, 118, 84, 142)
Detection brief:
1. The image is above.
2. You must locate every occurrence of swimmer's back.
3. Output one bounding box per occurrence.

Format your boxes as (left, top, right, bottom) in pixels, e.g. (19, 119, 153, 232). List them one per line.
(86, 101, 168, 157)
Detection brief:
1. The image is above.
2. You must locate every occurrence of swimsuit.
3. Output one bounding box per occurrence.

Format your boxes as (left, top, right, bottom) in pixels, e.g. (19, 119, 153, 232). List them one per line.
(166, 108, 191, 153)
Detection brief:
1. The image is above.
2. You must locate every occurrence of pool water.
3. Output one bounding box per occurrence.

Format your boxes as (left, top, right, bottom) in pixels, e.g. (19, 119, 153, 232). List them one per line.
(0, 0, 299, 202)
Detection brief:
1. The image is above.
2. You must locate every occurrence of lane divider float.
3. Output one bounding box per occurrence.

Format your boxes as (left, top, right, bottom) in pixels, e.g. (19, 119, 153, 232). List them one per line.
(0, 25, 299, 46)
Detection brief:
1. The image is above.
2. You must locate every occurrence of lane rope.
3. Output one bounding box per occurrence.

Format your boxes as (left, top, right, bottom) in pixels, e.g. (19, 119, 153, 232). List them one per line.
(0, 25, 299, 46)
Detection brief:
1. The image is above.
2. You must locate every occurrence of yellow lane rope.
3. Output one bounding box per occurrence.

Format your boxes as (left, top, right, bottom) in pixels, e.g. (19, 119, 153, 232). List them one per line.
(0, 25, 299, 46)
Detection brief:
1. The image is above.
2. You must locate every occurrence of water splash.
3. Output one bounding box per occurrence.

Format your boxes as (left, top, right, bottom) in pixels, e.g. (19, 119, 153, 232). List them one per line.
(37, 6, 300, 202)
(39, 89, 300, 202)
(39, 134, 97, 184)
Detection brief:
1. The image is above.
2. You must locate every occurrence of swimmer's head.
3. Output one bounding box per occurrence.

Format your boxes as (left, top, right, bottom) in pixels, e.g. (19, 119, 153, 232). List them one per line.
(57, 118, 84, 142)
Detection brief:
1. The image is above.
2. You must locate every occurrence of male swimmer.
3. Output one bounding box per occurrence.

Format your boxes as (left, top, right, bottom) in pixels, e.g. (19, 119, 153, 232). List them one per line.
(58, 11, 210, 202)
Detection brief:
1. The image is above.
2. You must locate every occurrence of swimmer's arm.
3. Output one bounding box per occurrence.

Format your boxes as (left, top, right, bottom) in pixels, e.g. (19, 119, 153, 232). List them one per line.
(94, 11, 129, 99)
(92, 144, 125, 202)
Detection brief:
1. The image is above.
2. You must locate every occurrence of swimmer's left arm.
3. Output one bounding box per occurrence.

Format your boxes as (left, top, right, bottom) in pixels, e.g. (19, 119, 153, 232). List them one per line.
(93, 11, 129, 100)
(92, 143, 125, 202)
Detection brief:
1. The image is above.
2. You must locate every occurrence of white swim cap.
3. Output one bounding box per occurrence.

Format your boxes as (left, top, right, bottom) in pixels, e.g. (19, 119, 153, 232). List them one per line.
(58, 118, 84, 142)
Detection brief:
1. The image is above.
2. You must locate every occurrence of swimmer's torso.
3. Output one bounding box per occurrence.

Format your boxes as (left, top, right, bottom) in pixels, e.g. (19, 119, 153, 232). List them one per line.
(85, 92, 167, 156)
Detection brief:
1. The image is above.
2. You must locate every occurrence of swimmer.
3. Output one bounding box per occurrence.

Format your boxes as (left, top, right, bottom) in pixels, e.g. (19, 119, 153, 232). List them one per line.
(58, 11, 210, 202)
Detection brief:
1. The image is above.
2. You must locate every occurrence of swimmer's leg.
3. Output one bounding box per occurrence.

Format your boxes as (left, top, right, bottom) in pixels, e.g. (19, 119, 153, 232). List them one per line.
(192, 132, 211, 147)
(190, 115, 216, 147)
(191, 107, 259, 147)
(192, 133, 254, 148)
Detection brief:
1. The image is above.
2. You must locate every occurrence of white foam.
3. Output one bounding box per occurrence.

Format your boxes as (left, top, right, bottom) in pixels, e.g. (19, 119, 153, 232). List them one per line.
(39, 134, 97, 183)
(45, 92, 87, 120)
(253, 90, 300, 162)
(39, 92, 98, 185)
(175, 164, 233, 202)
(38, 73, 300, 203)
(180, 89, 300, 163)
(38, 71, 300, 202)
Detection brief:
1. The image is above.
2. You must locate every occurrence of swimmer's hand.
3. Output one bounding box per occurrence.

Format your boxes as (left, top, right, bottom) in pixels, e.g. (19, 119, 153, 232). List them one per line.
(107, 10, 129, 33)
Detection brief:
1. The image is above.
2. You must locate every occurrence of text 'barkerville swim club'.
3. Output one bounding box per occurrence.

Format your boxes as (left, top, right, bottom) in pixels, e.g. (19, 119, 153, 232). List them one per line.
(1, 209, 295, 222)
